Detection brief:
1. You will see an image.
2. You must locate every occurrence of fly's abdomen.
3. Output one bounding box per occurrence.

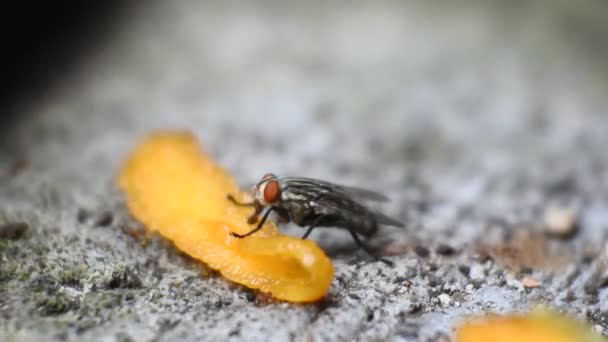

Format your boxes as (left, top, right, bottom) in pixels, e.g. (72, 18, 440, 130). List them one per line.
(345, 213, 378, 237)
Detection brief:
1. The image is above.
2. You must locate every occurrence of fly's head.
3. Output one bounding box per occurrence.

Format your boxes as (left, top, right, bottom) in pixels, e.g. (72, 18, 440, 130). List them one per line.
(251, 173, 281, 207)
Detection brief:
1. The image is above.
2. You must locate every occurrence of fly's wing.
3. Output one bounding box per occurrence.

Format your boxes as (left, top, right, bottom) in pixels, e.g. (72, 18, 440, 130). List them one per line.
(333, 184, 390, 202)
(283, 177, 390, 202)
(370, 211, 405, 228)
(312, 190, 405, 228)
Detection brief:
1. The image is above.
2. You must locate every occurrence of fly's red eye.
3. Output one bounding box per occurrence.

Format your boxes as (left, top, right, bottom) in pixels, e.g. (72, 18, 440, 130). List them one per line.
(263, 180, 280, 203)
(263, 173, 275, 180)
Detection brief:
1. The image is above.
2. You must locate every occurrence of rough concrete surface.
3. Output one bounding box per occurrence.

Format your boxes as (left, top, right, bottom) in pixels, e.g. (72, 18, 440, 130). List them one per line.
(2, 1, 608, 341)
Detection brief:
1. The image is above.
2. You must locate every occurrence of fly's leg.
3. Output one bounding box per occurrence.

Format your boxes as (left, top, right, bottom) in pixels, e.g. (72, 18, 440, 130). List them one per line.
(230, 208, 274, 238)
(348, 230, 394, 266)
(227, 194, 255, 206)
(227, 194, 262, 224)
(301, 216, 324, 240)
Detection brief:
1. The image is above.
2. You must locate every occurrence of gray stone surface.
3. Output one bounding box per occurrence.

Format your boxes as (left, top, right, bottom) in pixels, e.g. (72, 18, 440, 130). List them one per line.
(2, 1, 608, 341)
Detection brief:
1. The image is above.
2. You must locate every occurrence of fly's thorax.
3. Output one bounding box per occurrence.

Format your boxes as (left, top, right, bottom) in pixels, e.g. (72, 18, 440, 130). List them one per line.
(280, 178, 330, 202)
(279, 194, 315, 226)
(280, 188, 309, 203)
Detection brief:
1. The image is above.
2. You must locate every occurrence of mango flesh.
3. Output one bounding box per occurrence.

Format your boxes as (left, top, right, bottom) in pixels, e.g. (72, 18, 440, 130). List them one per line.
(455, 309, 604, 342)
(118, 132, 334, 302)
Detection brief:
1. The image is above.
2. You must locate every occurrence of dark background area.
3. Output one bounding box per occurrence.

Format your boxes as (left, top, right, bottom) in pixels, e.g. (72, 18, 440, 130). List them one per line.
(2, 3, 130, 114)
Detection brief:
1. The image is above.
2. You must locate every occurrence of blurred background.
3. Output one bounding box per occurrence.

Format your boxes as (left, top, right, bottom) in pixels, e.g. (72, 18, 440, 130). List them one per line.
(4, 0, 608, 245)
(2, 1, 608, 340)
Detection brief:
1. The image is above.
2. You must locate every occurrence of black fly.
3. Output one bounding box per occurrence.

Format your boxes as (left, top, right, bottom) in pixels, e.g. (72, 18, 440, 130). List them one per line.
(227, 173, 404, 265)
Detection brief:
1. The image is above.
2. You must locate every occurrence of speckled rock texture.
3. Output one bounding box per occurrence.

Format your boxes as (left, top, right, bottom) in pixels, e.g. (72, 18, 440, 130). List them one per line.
(1, 1, 608, 341)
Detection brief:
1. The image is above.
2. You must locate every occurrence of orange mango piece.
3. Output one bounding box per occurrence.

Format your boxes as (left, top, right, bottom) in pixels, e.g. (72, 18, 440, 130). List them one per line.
(455, 308, 604, 342)
(118, 132, 334, 302)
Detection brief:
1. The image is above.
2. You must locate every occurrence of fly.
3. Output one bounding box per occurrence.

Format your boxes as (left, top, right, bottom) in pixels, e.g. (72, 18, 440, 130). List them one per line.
(227, 173, 404, 265)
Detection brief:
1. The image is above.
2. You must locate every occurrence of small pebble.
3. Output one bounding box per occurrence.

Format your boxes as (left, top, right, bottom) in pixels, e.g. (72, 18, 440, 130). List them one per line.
(437, 293, 451, 307)
(543, 206, 578, 238)
(348, 293, 361, 300)
(0, 222, 30, 239)
(593, 325, 604, 335)
(414, 245, 430, 258)
(521, 276, 541, 288)
(583, 242, 608, 295)
(469, 264, 485, 281)
(505, 274, 524, 292)
(8, 158, 28, 176)
(393, 276, 407, 284)
(436, 244, 457, 256)
(562, 291, 577, 302)
(77, 208, 90, 223)
(428, 275, 443, 288)
(519, 266, 533, 275)
(582, 248, 596, 264)
(95, 211, 114, 227)
(458, 265, 470, 277)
